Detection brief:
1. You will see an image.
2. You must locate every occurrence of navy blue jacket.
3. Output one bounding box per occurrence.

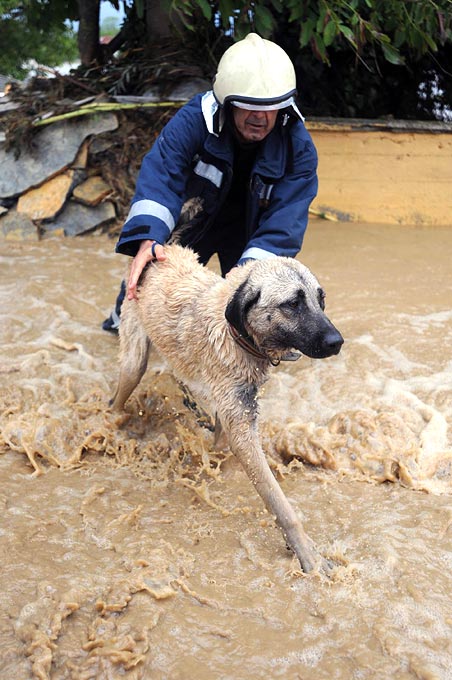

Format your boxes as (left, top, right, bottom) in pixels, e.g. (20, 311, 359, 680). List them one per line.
(116, 92, 318, 264)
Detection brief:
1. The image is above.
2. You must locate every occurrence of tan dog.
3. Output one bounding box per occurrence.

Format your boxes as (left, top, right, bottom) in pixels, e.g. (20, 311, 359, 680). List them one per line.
(111, 244, 343, 573)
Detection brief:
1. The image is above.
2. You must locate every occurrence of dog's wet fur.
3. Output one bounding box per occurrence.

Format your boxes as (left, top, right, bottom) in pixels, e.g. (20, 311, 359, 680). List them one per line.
(111, 244, 343, 574)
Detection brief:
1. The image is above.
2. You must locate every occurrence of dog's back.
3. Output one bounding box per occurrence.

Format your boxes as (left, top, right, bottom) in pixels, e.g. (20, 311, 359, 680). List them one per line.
(137, 243, 220, 316)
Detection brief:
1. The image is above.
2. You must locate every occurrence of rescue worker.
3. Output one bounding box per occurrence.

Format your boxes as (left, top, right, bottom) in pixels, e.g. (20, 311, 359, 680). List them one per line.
(103, 33, 318, 332)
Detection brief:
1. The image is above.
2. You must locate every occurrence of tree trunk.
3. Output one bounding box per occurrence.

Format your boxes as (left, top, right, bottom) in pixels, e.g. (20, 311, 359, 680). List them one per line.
(145, 0, 172, 40)
(77, 0, 102, 65)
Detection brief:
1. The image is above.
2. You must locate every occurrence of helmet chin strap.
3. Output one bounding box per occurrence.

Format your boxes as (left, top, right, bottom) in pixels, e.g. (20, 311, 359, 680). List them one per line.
(212, 105, 224, 135)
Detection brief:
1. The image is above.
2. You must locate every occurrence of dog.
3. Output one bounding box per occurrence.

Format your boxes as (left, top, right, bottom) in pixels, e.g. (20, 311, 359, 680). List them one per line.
(111, 244, 343, 574)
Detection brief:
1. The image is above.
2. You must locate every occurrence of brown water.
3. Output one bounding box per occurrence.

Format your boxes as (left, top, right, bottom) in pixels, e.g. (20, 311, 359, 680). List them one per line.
(1, 221, 452, 679)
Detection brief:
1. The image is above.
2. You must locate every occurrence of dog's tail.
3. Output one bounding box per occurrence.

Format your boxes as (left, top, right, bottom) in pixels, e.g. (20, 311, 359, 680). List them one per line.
(110, 298, 151, 411)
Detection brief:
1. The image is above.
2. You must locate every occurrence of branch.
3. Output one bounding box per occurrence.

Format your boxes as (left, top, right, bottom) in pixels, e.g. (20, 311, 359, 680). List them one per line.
(32, 100, 185, 127)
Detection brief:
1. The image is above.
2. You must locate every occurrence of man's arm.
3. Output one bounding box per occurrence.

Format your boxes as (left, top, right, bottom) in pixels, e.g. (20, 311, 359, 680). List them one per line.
(116, 95, 207, 258)
(115, 95, 208, 298)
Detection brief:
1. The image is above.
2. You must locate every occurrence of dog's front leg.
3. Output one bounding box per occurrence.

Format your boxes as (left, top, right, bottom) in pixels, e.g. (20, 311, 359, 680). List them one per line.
(217, 396, 329, 574)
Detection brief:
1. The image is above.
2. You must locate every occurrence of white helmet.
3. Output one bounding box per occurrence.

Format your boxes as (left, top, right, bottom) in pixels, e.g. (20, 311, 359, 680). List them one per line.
(213, 33, 297, 111)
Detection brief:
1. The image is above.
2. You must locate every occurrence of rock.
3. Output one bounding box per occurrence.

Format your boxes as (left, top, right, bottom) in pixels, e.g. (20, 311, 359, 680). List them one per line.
(89, 135, 117, 155)
(72, 175, 112, 206)
(42, 199, 116, 237)
(17, 170, 77, 220)
(72, 139, 89, 169)
(0, 112, 118, 199)
(0, 209, 38, 241)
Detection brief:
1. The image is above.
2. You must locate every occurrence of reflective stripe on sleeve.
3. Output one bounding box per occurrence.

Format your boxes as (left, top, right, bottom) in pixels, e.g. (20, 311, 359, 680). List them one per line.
(125, 199, 175, 232)
(240, 247, 278, 261)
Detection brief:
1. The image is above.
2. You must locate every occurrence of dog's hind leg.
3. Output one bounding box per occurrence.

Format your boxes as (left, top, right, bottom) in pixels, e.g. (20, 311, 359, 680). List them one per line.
(110, 304, 151, 411)
(217, 389, 330, 575)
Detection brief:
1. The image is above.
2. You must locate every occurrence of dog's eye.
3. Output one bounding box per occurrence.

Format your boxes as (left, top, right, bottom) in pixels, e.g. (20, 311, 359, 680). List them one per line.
(284, 291, 305, 310)
(318, 290, 326, 310)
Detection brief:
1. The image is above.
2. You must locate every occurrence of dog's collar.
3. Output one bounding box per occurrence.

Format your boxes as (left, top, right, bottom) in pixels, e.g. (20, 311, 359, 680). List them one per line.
(228, 323, 280, 366)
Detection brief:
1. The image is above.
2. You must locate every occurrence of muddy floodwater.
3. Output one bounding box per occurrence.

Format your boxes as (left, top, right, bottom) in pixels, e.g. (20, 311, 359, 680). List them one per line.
(1, 220, 452, 679)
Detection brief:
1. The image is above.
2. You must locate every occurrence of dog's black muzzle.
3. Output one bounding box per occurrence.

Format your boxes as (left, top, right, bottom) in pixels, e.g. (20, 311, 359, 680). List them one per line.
(262, 312, 344, 361)
(290, 318, 344, 360)
(305, 326, 344, 359)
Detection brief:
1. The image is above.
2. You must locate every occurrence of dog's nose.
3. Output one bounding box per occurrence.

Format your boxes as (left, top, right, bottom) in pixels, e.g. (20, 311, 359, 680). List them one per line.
(322, 329, 344, 355)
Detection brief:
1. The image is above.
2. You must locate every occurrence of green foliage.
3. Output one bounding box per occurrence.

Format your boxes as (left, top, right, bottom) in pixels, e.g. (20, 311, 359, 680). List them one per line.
(1, 1, 450, 119)
(163, 0, 452, 119)
(166, 0, 452, 68)
(0, 1, 79, 78)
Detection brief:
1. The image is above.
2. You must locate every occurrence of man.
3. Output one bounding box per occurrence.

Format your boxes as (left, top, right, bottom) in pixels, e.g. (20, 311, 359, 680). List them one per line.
(103, 32, 318, 331)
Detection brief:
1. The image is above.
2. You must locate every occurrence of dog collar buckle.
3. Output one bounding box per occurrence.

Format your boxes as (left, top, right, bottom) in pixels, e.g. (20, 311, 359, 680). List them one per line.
(279, 350, 302, 362)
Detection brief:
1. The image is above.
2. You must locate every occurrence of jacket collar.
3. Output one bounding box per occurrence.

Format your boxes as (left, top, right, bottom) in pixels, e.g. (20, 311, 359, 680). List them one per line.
(201, 91, 224, 135)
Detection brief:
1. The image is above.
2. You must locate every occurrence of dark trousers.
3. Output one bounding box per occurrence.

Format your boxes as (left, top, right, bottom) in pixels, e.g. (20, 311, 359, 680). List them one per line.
(188, 216, 247, 276)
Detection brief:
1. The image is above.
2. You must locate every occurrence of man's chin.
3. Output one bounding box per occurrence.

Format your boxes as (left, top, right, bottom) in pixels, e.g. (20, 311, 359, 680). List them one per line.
(243, 129, 267, 142)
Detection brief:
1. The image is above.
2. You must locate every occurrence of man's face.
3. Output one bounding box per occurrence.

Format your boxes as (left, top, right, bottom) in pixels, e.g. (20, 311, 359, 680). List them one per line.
(232, 107, 278, 143)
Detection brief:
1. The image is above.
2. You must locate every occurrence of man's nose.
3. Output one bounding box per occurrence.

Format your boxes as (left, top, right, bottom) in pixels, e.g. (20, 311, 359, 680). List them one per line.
(248, 109, 266, 119)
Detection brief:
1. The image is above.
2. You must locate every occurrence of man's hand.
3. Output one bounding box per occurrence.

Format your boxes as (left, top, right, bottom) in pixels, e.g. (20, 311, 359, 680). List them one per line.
(127, 239, 166, 300)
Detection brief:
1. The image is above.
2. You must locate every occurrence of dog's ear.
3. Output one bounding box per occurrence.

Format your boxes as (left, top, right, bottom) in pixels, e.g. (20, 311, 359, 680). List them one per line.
(225, 278, 261, 337)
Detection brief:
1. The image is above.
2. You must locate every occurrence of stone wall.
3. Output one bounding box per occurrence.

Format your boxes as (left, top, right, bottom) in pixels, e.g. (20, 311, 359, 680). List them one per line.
(0, 112, 119, 241)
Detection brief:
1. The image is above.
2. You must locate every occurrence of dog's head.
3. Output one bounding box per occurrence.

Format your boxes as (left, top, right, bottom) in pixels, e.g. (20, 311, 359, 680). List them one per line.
(225, 257, 343, 361)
